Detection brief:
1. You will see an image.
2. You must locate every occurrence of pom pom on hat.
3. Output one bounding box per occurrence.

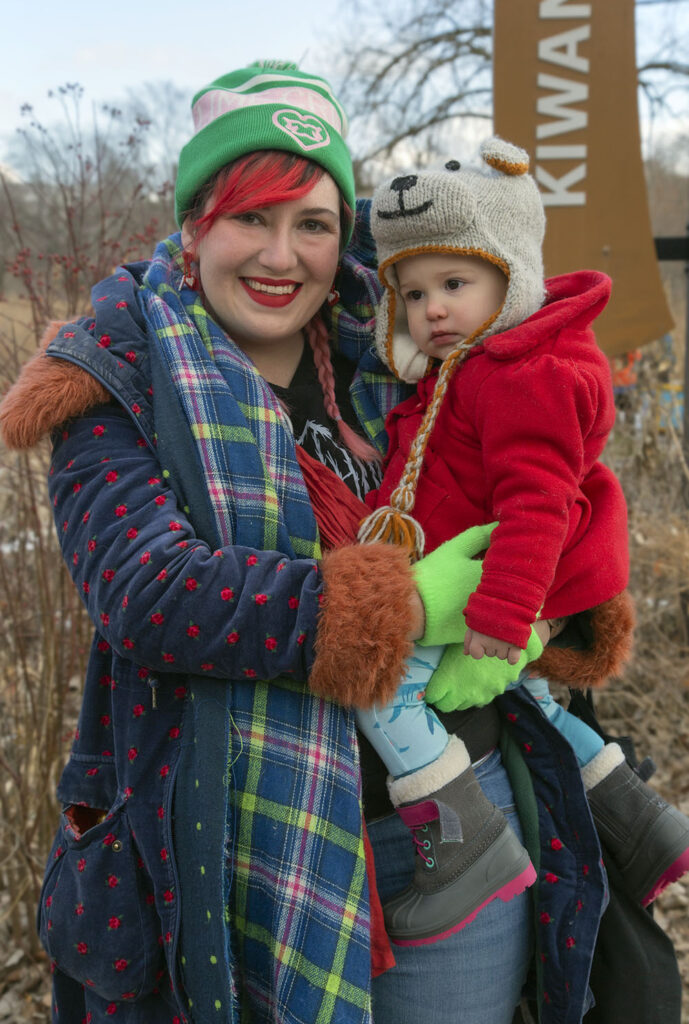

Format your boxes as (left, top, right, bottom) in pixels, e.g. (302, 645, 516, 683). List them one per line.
(251, 59, 299, 71)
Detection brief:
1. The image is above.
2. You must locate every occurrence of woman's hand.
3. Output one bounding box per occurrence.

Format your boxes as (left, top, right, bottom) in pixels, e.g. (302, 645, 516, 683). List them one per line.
(412, 523, 496, 646)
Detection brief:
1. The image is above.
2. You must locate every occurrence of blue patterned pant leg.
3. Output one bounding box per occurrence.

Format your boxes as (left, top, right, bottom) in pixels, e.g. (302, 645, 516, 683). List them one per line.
(355, 644, 447, 777)
(520, 676, 605, 767)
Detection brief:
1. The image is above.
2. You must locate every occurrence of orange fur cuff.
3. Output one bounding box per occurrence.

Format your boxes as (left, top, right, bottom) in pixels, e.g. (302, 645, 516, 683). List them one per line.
(309, 543, 415, 709)
(532, 590, 635, 689)
(0, 322, 110, 450)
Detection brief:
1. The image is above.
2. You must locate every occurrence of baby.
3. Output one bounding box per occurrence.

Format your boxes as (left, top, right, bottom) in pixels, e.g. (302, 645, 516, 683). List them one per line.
(355, 138, 689, 946)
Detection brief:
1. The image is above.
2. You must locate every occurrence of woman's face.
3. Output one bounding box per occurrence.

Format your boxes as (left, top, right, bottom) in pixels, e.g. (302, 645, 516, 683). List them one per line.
(182, 174, 341, 360)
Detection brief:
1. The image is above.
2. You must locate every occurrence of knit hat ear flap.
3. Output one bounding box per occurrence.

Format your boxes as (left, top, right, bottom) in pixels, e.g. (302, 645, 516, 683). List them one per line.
(374, 264, 433, 384)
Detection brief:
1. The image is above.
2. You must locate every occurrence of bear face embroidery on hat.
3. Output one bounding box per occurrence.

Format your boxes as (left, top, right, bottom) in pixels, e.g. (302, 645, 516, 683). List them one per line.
(377, 176, 434, 220)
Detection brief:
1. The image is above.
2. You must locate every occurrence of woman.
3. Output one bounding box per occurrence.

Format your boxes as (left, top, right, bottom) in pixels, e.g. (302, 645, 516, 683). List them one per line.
(0, 62, 611, 1024)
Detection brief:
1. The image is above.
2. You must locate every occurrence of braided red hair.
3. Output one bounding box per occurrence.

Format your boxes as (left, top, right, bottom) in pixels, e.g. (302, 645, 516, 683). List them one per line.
(305, 317, 380, 463)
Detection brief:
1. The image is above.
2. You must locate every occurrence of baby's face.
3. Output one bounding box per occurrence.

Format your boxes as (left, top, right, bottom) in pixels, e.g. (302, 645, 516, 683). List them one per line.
(396, 253, 507, 361)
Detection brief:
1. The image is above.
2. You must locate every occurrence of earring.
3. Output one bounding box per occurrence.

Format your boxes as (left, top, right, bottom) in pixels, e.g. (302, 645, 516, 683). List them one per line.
(182, 250, 200, 291)
(327, 265, 341, 306)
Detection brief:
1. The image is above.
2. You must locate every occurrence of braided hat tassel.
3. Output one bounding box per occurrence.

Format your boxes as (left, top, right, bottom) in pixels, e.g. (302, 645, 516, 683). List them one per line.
(358, 484, 426, 561)
(358, 337, 481, 562)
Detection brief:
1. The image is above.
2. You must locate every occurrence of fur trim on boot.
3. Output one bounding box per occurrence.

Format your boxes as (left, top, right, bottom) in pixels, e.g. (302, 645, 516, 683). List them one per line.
(310, 543, 416, 709)
(531, 590, 635, 689)
(388, 736, 470, 808)
(0, 322, 110, 450)
(581, 742, 625, 790)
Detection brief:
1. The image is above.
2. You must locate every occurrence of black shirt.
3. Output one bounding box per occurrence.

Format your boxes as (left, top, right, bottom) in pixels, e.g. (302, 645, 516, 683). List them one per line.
(270, 343, 381, 502)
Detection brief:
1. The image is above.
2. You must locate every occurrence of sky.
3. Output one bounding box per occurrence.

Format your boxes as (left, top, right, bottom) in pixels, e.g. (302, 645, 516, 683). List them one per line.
(2, 0, 688, 174)
(0, 0, 344, 158)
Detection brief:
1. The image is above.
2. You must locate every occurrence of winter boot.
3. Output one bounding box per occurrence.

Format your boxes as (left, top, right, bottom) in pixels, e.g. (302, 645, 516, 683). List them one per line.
(384, 735, 536, 946)
(583, 743, 689, 905)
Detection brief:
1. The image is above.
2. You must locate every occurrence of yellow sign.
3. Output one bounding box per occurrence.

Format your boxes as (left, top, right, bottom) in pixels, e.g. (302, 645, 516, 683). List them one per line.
(493, 0, 672, 356)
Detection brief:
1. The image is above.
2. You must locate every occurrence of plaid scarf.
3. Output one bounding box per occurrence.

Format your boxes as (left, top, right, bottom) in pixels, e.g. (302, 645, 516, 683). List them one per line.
(138, 232, 393, 1024)
(141, 234, 320, 558)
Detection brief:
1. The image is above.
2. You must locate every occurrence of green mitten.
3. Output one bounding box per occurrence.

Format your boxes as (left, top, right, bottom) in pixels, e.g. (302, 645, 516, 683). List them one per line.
(412, 522, 497, 646)
(424, 627, 544, 712)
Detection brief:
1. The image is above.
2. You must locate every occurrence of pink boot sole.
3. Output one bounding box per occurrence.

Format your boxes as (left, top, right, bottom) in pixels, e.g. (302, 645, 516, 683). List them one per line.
(393, 862, 537, 947)
(641, 846, 689, 906)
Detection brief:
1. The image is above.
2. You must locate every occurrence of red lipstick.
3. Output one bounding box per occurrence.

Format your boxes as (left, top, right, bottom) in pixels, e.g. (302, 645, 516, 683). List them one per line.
(240, 278, 302, 308)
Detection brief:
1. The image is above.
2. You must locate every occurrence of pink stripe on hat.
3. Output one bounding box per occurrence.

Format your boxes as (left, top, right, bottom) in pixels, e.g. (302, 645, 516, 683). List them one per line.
(193, 87, 345, 136)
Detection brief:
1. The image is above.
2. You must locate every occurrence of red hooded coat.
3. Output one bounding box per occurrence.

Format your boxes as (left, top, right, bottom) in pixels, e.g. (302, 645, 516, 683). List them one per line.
(367, 271, 629, 649)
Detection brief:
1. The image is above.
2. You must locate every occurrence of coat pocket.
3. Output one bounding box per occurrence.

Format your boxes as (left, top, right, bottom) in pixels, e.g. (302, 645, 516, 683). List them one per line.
(38, 803, 164, 1001)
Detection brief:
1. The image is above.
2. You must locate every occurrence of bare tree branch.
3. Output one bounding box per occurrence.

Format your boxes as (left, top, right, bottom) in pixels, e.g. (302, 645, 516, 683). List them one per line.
(337, 0, 493, 175)
(639, 60, 689, 75)
(336, 0, 688, 185)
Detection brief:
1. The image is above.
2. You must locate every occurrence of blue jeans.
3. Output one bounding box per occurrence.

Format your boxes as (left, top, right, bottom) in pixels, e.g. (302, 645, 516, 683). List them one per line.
(367, 748, 532, 1024)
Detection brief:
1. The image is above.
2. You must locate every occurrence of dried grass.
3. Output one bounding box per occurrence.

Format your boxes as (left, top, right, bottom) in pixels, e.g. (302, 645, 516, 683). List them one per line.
(598, 331, 689, 1021)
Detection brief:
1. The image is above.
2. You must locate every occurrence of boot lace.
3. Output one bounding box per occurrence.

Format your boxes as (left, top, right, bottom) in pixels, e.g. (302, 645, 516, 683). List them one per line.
(411, 823, 435, 869)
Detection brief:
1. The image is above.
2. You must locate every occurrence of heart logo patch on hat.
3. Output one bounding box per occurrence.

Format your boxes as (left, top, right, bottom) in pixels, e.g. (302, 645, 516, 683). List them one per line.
(272, 109, 330, 151)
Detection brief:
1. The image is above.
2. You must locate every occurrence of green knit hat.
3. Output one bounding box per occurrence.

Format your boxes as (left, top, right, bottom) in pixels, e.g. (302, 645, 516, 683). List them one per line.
(175, 60, 355, 227)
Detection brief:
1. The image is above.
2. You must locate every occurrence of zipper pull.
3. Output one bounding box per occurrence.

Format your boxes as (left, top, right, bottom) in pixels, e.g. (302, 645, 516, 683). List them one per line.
(148, 674, 160, 710)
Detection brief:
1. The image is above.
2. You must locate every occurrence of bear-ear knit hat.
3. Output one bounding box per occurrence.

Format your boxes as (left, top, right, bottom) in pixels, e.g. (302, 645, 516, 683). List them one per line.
(370, 137, 546, 383)
(175, 60, 355, 228)
(357, 139, 546, 558)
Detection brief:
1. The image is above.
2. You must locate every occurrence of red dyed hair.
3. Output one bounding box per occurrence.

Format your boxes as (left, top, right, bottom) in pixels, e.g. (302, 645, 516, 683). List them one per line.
(185, 151, 378, 463)
(185, 150, 353, 248)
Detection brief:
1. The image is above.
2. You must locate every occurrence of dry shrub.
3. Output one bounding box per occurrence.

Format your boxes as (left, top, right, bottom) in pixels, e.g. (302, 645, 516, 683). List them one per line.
(0, 86, 176, 1015)
(599, 328, 689, 1021)
(0, 311, 91, 971)
(600, 337, 689, 782)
